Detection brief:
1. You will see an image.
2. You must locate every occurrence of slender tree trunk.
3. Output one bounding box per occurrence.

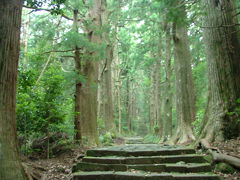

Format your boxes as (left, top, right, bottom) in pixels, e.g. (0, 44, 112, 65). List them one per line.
(21, 9, 30, 69)
(112, 39, 122, 133)
(117, 83, 122, 133)
(74, 48, 82, 141)
(0, 1, 27, 179)
(171, 3, 195, 144)
(162, 23, 173, 141)
(199, 0, 240, 142)
(149, 65, 156, 132)
(155, 46, 162, 137)
(73, 9, 82, 143)
(126, 77, 131, 132)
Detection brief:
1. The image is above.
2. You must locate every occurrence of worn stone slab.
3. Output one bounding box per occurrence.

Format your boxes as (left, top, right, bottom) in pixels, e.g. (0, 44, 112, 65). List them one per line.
(86, 145, 195, 157)
(73, 144, 221, 179)
(73, 162, 212, 173)
(72, 171, 222, 180)
(82, 154, 207, 164)
(125, 137, 144, 144)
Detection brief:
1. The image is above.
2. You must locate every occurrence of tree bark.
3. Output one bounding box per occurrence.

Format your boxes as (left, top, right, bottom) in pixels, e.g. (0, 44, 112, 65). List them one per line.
(171, 2, 195, 144)
(162, 23, 173, 141)
(0, 0, 27, 179)
(126, 77, 132, 132)
(199, 0, 240, 142)
(80, 0, 103, 146)
(73, 9, 82, 143)
(100, 0, 115, 132)
(149, 65, 156, 132)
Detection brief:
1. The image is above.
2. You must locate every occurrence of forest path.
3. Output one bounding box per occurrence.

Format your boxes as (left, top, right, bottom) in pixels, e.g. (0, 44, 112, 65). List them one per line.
(72, 141, 222, 180)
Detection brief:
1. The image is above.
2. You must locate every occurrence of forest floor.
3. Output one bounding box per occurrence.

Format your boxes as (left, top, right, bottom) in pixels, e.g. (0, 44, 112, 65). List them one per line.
(22, 138, 240, 180)
(22, 147, 85, 180)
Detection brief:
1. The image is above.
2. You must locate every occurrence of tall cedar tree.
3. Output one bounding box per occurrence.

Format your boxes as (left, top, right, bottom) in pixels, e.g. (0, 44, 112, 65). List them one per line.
(80, 0, 102, 145)
(0, 0, 27, 179)
(200, 0, 240, 142)
(171, 2, 196, 144)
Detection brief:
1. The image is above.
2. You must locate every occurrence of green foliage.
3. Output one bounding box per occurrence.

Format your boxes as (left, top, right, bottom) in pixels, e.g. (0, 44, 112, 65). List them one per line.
(143, 134, 160, 144)
(227, 98, 240, 117)
(99, 132, 115, 146)
(215, 163, 236, 174)
(223, 98, 240, 139)
(17, 63, 71, 140)
(25, 0, 66, 15)
(192, 110, 204, 136)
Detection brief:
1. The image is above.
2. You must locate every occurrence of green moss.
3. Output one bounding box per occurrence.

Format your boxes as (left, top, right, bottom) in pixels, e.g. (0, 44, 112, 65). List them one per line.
(203, 155, 213, 163)
(215, 163, 236, 174)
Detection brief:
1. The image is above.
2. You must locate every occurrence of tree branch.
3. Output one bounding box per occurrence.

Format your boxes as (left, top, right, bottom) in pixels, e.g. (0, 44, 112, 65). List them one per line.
(23, 5, 74, 21)
(42, 49, 75, 54)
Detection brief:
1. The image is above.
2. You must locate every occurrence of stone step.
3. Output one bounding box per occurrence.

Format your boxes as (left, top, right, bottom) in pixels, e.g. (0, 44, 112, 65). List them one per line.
(72, 162, 212, 173)
(86, 148, 195, 157)
(82, 154, 207, 164)
(72, 171, 221, 180)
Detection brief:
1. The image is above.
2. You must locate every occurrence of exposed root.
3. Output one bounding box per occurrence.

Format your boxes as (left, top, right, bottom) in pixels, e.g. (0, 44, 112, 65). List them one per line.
(169, 126, 195, 145)
(22, 162, 47, 180)
(198, 139, 240, 170)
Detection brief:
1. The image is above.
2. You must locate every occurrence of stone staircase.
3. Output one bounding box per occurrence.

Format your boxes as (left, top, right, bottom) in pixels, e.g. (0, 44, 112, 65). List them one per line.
(72, 144, 221, 180)
(124, 137, 144, 144)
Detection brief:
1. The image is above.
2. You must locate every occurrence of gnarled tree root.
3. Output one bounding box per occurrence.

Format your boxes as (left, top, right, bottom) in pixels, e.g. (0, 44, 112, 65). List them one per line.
(198, 139, 240, 170)
(22, 162, 47, 180)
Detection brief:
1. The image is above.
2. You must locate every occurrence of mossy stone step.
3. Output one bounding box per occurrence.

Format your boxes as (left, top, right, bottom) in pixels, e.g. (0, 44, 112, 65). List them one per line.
(72, 171, 222, 180)
(72, 162, 212, 173)
(86, 148, 195, 157)
(72, 144, 221, 179)
(82, 154, 207, 164)
(125, 138, 144, 144)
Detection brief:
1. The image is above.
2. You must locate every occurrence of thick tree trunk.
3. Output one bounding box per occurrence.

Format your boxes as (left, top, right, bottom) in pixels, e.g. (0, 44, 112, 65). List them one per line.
(171, 3, 195, 144)
(149, 57, 162, 135)
(100, 0, 115, 132)
(0, 1, 27, 179)
(199, 0, 240, 142)
(162, 23, 173, 141)
(103, 46, 115, 131)
(80, 0, 104, 146)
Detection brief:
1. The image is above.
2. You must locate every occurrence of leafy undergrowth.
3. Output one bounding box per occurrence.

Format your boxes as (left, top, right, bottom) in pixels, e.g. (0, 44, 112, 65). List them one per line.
(143, 134, 160, 143)
(212, 138, 240, 180)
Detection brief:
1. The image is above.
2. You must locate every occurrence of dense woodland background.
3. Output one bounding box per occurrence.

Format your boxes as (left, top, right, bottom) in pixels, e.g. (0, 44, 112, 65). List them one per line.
(1, 0, 240, 179)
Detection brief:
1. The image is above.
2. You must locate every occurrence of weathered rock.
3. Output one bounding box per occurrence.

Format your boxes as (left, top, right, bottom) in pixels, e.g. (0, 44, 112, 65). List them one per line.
(86, 145, 195, 157)
(82, 154, 207, 164)
(73, 171, 221, 180)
